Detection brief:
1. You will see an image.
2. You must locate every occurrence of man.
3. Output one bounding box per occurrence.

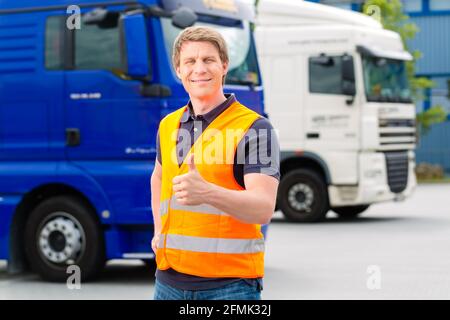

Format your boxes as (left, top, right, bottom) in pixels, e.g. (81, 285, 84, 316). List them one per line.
(151, 26, 279, 300)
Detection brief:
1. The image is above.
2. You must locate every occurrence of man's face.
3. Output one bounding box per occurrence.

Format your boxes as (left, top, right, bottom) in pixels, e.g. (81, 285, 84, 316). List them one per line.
(176, 41, 228, 101)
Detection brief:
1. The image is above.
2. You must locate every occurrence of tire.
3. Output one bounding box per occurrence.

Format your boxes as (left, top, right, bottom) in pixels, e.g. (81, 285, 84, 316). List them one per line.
(332, 205, 370, 219)
(24, 196, 106, 282)
(278, 169, 329, 222)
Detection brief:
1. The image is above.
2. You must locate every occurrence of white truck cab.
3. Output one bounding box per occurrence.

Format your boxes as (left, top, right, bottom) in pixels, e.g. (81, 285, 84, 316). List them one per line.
(255, 0, 416, 222)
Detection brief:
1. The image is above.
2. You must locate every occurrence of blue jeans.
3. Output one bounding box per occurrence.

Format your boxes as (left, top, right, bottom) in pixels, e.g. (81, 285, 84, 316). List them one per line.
(153, 279, 262, 300)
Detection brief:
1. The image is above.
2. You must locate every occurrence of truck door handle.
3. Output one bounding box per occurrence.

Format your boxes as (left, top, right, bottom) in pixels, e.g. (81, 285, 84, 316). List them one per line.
(140, 83, 172, 97)
(306, 132, 320, 139)
(66, 128, 80, 146)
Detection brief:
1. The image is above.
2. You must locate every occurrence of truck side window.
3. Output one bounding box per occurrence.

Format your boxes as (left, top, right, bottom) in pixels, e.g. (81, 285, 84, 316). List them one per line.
(309, 55, 343, 95)
(74, 15, 122, 71)
(45, 16, 65, 70)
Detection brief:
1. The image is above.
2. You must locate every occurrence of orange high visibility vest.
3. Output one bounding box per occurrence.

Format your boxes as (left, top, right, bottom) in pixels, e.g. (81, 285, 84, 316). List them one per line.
(156, 101, 265, 278)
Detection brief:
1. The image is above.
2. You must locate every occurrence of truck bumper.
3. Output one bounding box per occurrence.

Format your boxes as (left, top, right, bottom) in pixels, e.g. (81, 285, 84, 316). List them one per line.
(328, 150, 416, 207)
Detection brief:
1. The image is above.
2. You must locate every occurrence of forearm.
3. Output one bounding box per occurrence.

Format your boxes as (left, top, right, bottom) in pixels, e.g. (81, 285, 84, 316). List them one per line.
(205, 183, 276, 225)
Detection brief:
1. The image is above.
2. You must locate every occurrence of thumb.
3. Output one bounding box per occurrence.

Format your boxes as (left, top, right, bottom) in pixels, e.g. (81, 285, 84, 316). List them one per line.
(187, 153, 197, 172)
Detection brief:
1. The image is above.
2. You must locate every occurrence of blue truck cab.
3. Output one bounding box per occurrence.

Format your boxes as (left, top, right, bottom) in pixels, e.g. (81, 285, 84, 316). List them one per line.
(0, 0, 265, 281)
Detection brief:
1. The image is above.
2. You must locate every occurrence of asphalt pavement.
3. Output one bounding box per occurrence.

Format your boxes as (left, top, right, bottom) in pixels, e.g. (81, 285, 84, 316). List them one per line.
(1, 184, 449, 300)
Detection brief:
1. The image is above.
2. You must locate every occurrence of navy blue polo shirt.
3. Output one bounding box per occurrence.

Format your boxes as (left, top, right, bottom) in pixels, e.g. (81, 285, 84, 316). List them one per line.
(155, 93, 280, 291)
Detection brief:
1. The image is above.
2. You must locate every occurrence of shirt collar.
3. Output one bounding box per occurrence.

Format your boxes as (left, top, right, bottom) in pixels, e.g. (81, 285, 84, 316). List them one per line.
(180, 94, 236, 124)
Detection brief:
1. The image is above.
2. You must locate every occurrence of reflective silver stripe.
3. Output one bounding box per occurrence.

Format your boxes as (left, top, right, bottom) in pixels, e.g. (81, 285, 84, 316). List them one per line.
(158, 236, 165, 248)
(160, 199, 169, 217)
(161, 195, 230, 217)
(169, 196, 228, 216)
(159, 234, 264, 254)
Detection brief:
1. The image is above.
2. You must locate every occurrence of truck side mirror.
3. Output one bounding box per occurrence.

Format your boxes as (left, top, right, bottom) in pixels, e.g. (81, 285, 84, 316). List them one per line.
(172, 7, 198, 29)
(120, 12, 151, 79)
(341, 54, 356, 98)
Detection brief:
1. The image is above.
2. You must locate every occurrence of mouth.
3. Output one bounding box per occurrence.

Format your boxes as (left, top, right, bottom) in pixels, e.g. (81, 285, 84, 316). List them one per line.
(190, 79, 212, 83)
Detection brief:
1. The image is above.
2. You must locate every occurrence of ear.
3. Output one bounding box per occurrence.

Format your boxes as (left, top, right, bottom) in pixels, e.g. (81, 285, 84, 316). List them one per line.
(175, 65, 181, 79)
(222, 61, 228, 76)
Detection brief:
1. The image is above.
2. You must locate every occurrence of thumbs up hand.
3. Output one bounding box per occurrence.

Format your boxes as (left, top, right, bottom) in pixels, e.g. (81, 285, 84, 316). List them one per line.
(172, 153, 212, 206)
(187, 153, 197, 173)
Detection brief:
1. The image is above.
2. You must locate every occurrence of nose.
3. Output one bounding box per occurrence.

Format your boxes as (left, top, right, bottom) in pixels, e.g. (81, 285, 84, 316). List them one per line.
(193, 60, 207, 74)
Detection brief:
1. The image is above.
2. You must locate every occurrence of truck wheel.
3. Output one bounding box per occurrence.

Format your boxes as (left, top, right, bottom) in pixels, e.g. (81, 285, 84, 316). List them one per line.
(278, 169, 329, 222)
(332, 205, 370, 219)
(24, 196, 105, 282)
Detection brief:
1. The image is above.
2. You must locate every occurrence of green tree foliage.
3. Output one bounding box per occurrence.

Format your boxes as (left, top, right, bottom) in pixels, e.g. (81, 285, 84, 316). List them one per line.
(416, 105, 447, 135)
(362, 0, 447, 135)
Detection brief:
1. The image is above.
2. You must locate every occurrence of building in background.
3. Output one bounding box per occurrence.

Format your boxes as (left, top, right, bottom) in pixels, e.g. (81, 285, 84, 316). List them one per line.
(307, 0, 450, 172)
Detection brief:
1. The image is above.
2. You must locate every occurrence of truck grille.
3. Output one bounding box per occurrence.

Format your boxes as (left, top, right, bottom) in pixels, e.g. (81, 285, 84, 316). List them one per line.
(384, 151, 409, 193)
(379, 118, 416, 150)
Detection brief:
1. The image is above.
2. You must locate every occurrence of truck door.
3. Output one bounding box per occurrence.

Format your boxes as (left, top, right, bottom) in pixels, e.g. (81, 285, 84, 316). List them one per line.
(63, 9, 160, 223)
(305, 53, 360, 183)
(0, 13, 65, 161)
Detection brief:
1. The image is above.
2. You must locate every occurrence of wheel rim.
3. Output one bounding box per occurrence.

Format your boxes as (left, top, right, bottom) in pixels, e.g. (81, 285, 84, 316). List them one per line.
(37, 212, 85, 266)
(287, 183, 314, 212)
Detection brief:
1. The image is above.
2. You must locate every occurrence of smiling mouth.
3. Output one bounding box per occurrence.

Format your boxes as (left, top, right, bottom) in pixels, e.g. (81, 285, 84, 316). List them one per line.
(190, 79, 212, 83)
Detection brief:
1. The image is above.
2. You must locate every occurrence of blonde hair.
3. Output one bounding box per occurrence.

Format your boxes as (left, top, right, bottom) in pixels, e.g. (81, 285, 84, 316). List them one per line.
(172, 26, 229, 69)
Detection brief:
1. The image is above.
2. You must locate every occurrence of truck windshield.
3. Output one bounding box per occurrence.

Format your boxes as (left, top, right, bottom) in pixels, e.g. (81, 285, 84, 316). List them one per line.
(161, 18, 260, 86)
(362, 56, 412, 103)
